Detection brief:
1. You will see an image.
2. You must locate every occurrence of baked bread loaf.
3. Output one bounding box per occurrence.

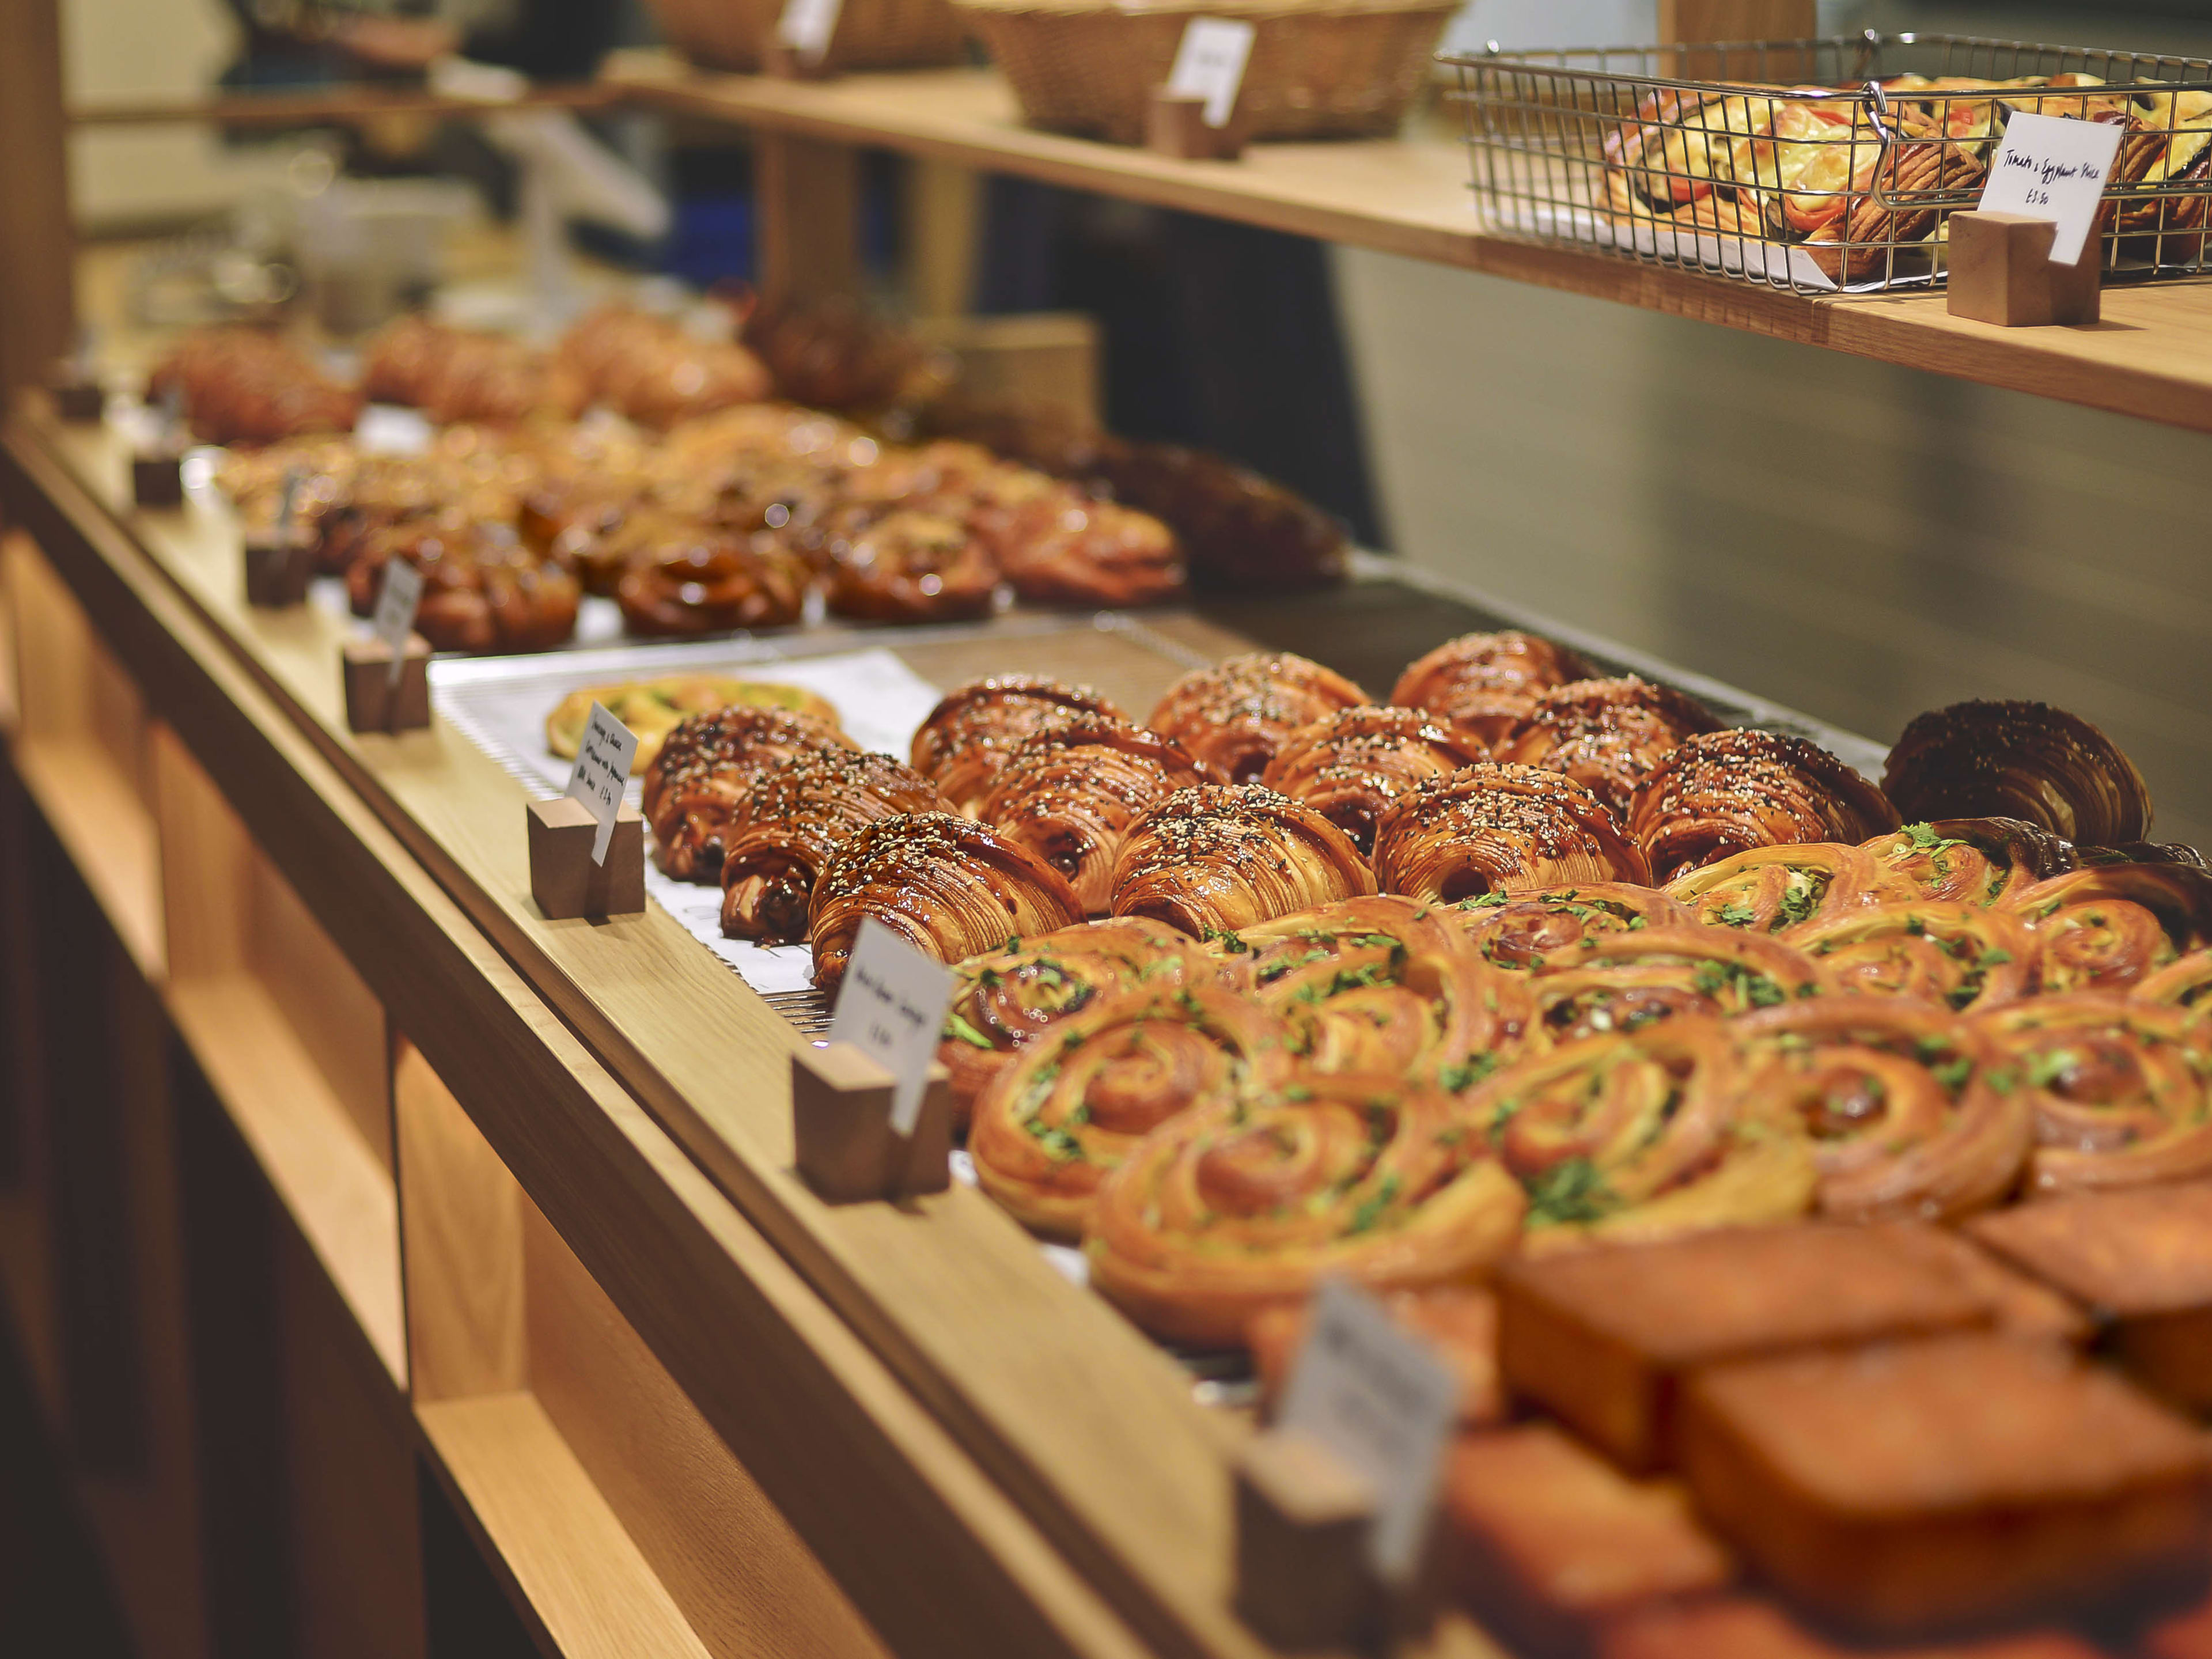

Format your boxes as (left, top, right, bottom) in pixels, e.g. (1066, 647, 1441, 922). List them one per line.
(1374, 764, 1652, 902)
(1109, 785, 1377, 937)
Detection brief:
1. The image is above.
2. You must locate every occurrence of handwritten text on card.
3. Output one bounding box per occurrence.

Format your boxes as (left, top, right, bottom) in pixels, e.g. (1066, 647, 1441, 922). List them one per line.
(371, 559, 423, 687)
(564, 702, 638, 866)
(1979, 111, 2124, 267)
(829, 920, 955, 1137)
(1167, 17, 1256, 131)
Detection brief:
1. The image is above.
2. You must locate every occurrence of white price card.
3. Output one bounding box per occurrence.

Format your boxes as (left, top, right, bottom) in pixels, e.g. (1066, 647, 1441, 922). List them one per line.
(776, 0, 843, 61)
(563, 701, 639, 866)
(1979, 111, 2125, 267)
(1279, 1278, 1459, 1584)
(828, 919, 955, 1137)
(1166, 17, 1256, 131)
(370, 558, 424, 687)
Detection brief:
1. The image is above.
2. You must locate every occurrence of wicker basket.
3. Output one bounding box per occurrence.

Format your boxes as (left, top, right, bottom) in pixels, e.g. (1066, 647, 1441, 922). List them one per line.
(645, 0, 969, 74)
(957, 0, 1454, 144)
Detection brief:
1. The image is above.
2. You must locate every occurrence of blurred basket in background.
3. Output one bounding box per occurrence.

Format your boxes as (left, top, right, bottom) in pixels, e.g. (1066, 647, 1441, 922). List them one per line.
(957, 0, 1456, 145)
(644, 0, 969, 74)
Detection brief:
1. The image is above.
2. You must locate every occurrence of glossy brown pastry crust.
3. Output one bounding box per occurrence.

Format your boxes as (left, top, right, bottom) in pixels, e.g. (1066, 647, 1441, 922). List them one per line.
(978, 718, 1213, 912)
(808, 812, 1085, 997)
(1145, 652, 1370, 784)
(347, 520, 579, 654)
(1532, 926, 1825, 1043)
(2005, 864, 2212, 995)
(717, 749, 944, 944)
(147, 325, 363, 445)
(1390, 631, 1593, 751)
(641, 706, 856, 882)
(1108, 784, 1377, 938)
(987, 491, 1185, 609)
(1884, 699, 2153, 846)
(1373, 763, 1652, 902)
(1257, 706, 1484, 857)
(362, 315, 571, 426)
(1628, 730, 1900, 883)
(615, 533, 808, 636)
(1085, 1073, 1527, 1344)
(1787, 900, 2036, 1012)
(1445, 882, 1694, 970)
(1497, 676, 1719, 818)
(1861, 816, 2080, 908)
(823, 510, 999, 625)
(910, 677, 1127, 817)
(557, 304, 772, 427)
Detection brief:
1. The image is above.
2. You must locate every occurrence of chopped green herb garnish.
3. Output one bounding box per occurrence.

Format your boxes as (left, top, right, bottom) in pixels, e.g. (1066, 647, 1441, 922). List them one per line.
(944, 1011, 996, 1050)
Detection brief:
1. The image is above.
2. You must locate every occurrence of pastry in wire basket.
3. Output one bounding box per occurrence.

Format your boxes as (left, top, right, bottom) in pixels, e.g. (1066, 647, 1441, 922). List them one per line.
(1531, 927, 1825, 1044)
(1108, 784, 1377, 938)
(1883, 700, 2153, 848)
(1664, 843, 1889, 935)
(1495, 676, 1718, 819)
(1259, 705, 1485, 857)
(1146, 652, 1370, 784)
(2003, 864, 2212, 995)
(1628, 729, 1900, 884)
(641, 705, 857, 882)
(910, 676, 1128, 816)
(1373, 763, 1652, 902)
(1859, 817, 2079, 908)
(968, 984, 1297, 1238)
(1788, 900, 2037, 1013)
(1444, 883, 1694, 971)
(1391, 631, 1593, 752)
(976, 718, 1214, 912)
(807, 812, 1085, 998)
(717, 749, 945, 944)
(1084, 1074, 1528, 1347)
(1733, 998, 2031, 1222)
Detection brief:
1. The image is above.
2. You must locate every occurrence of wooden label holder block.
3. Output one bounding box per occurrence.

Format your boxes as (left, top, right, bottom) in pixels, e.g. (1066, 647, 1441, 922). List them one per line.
(243, 531, 313, 608)
(791, 1044, 953, 1205)
(131, 445, 185, 509)
(48, 373, 104, 422)
(1946, 210, 2103, 328)
(526, 797, 646, 920)
(340, 635, 432, 734)
(1233, 1429, 1384, 1650)
(762, 40, 835, 79)
(1147, 92, 1247, 161)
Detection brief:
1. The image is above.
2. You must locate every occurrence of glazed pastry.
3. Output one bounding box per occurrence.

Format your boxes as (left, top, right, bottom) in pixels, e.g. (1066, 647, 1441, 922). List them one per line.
(1665, 843, 1887, 934)
(1532, 927, 1825, 1043)
(977, 718, 1212, 912)
(2006, 865, 2212, 994)
(1445, 883, 1694, 970)
(1883, 700, 2153, 845)
(557, 304, 772, 427)
(1628, 730, 1901, 882)
(146, 325, 363, 445)
(1974, 995, 2212, 1195)
(1084, 1074, 1528, 1346)
(615, 535, 809, 636)
(987, 491, 1185, 609)
(1248, 1286, 1504, 1424)
(1372, 764, 1652, 902)
(546, 676, 838, 772)
(1733, 998, 2031, 1220)
(348, 520, 579, 654)
(808, 812, 1085, 997)
(823, 510, 999, 625)
(1091, 440, 1349, 593)
(1495, 676, 1718, 818)
(1390, 631, 1593, 751)
(362, 315, 570, 426)
(937, 917, 1206, 1121)
(911, 677, 1127, 816)
(1788, 900, 2036, 1012)
(968, 984, 1296, 1237)
(1257, 706, 1484, 856)
(1459, 1017, 1814, 1252)
(1146, 653, 1370, 784)
(1108, 785, 1377, 937)
(718, 750, 944, 943)
(641, 706, 857, 882)
(2134, 948, 2212, 1012)
(1860, 816, 2078, 908)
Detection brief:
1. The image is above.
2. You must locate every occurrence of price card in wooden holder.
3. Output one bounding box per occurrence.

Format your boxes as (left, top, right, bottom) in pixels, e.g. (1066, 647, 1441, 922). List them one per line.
(1150, 17, 1255, 160)
(529, 701, 646, 920)
(1948, 112, 2119, 328)
(244, 468, 313, 608)
(767, 0, 842, 77)
(342, 560, 431, 733)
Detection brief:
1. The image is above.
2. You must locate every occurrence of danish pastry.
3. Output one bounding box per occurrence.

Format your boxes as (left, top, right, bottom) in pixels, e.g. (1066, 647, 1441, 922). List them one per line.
(1497, 676, 1718, 817)
(641, 706, 856, 882)
(910, 677, 1127, 817)
(1628, 730, 1900, 883)
(1391, 631, 1592, 751)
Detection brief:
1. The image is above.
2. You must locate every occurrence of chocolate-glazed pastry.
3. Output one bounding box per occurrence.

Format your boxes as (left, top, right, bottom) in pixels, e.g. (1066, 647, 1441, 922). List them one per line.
(1883, 700, 2153, 846)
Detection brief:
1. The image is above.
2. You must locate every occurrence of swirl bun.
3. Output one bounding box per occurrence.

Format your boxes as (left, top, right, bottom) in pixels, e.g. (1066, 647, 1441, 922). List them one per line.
(1390, 631, 1593, 751)
(1110, 785, 1377, 937)
(1496, 676, 1718, 817)
(1259, 706, 1484, 857)
(1373, 764, 1651, 902)
(823, 510, 999, 624)
(641, 706, 857, 881)
(1532, 927, 1824, 1043)
(1883, 700, 2152, 846)
(1444, 883, 1694, 971)
(911, 677, 1127, 816)
(717, 750, 945, 943)
(1146, 653, 1370, 784)
(1789, 900, 2036, 1012)
(1860, 817, 2078, 908)
(1664, 843, 1886, 935)
(1628, 730, 1900, 883)
(2004, 865, 2212, 995)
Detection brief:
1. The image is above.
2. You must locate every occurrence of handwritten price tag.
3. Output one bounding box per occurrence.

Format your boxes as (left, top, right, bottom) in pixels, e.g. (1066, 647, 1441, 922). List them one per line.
(1166, 17, 1255, 131)
(829, 919, 955, 1137)
(563, 702, 639, 866)
(1980, 111, 2124, 267)
(776, 0, 843, 62)
(1279, 1279, 1458, 1583)
(370, 559, 423, 687)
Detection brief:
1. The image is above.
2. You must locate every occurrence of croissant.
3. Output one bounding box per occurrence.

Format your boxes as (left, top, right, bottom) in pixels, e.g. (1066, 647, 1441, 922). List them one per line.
(2134, 949, 2212, 1014)
(1146, 653, 1370, 784)
(1627, 730, 1901, 883)
(1973, 995, 2212, 1196)
(1389, 631, 1593, 751)
(1883, 700, 2152, 846)
(823, 510, 1000, 625)
(1372, 764, 1651, 903)
(1109, 785, 1377, 937)
(1085, 1075, 1528, 1346)
(1532, 927, 1824, 1043)
(977, 719, 1213, 912)
(717, 750, 945, 943)
(1445, 883, 1694, 971)
(2004, 865, 2212, 995)
(1458, 1017, 1815, 1252)
(642, 707, 859, 882)
(1788, 900, 2036, 1012)
(968, 984, 1297, 1237)
(1859, 817, 2078, 908)
(1258, 707, 1484, 856)
(937, 917, 1209, 1120)
(1495, 676, 1718, 818)
(910, 677, 1127, 816)
(1664, 843, 1887, 934)
(1733, 999, 2031, 1221)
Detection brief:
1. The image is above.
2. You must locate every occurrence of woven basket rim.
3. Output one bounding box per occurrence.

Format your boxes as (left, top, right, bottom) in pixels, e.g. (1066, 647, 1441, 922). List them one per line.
(956, 0, 1456, 18)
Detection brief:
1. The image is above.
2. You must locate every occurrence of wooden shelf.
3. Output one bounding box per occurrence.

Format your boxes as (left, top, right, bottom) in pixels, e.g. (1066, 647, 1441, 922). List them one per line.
(607, 52, 2212, 433)
(11, 734, 163, 979)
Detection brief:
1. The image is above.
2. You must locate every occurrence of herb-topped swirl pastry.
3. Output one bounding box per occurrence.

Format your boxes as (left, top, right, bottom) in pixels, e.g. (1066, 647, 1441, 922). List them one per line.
(1788, 901, 2036, 1012)
(1860, 817, 2078, 908)
(1531, 927, 1825, 1043)
(1444, 884, 1694, 970)
(1665, 843, 1888, 935)
(2004, 865, 2212, 995)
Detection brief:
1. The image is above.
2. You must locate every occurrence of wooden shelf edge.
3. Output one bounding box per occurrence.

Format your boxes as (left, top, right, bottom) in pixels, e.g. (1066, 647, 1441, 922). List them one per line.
(9, 732, 164, 979)
(166, 972, 407, 1385)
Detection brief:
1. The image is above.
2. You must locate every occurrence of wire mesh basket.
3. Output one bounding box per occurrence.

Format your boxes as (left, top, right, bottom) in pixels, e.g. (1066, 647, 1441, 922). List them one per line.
(1442, 31, 2212, 296)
